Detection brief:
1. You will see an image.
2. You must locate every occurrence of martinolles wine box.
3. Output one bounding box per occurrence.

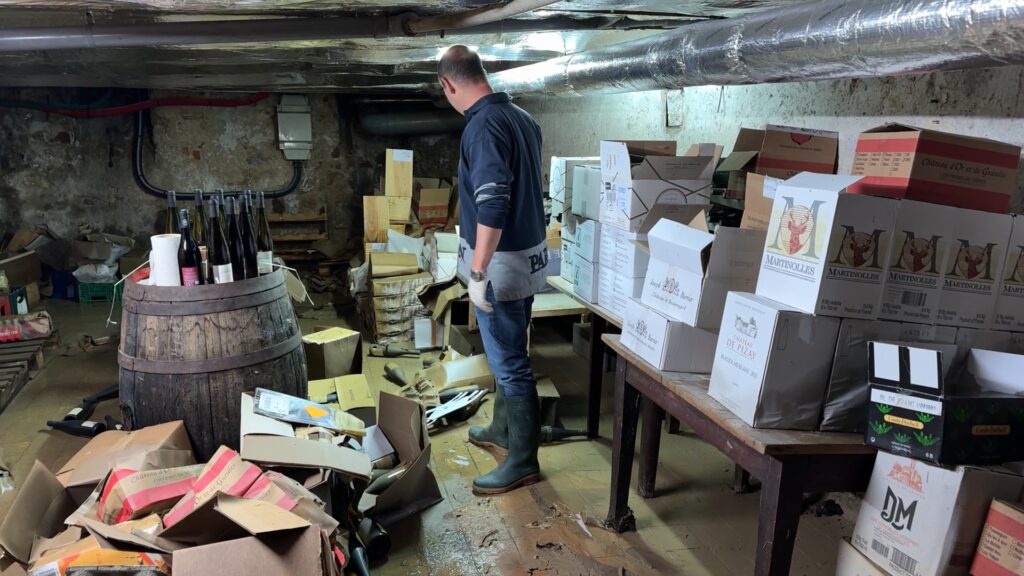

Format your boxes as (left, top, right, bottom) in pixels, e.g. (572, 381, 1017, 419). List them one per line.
(865, 341, 1024, 465)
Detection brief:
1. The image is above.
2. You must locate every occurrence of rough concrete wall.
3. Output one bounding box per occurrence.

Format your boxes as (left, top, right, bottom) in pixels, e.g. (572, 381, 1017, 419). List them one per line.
(0, 90, 461, 250)
(522, 66, 1024, 210)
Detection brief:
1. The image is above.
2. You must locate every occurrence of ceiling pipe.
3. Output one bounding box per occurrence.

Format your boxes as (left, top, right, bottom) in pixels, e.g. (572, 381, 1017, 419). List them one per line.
(405, 0, 561, 35)
(488, 0, 1024, 97)
(0, 13, 682, 52)
(357, 109, 466, 136)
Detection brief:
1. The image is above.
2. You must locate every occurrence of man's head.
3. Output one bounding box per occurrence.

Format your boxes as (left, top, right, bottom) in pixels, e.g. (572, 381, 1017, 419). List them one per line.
(438, 45, 493, 114)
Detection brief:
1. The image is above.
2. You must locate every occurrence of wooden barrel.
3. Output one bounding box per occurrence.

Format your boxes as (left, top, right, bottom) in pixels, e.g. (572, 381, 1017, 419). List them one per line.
(118, 270, 306, 460)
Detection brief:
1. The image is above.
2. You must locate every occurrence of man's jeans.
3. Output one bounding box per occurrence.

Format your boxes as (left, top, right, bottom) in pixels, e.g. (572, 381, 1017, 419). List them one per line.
(475, 285, 535, 397)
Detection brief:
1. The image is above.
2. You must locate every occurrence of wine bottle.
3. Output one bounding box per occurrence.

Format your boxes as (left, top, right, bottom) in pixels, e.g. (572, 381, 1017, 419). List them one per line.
(256, 192, 274, 275)
(193, 190, 207, 248)
(226, 197, 247, 280)
(239, 194, 259, 279)
(178, 209, 202, 287)
(208, 199, 233, 284)
(164, 190, 178, 234)
(217, 188, 227, 226)
(244, 190, 257, 232)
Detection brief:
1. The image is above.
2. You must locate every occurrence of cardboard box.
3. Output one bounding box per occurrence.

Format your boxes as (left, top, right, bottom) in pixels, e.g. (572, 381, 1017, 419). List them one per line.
(849, 123, 1021, 213)
(370, 252, 419, 278)
(0, 252, 41, 287)
(820, 319, 903, 432)
(996, 215, 1024, 331)
(597, 264, 644, 319)
(717, 150, 760, 200)
(709, 292, 840, 429)
(559, 210, 578, 241)
(851, 452, 1024, 576)
(756, 172, 899, 318)
(560, 240, 575, 282)
(573, 257, 598, 303)
(371, 271, 432, 297)
(866, 343, 1024, 465)
(899, 323, 958, 343)
(755, 125, 839, 180)
(599, 140, 715, 233)
(172, 525, 328, 576)
(416, 187, 451, 227)
(598, 225, 649, 278)
(935, 209, 1013, 328)
(740, 173, 781, 232)
(575, 219, 600, 263)
(385, 148, 413, 197)
(620, 298, 717, 372)
(642, 218, 765, 329)
(571, 165, 602, 220)
(414, 317, 445, 350)
(98, 464, 204, 524)
(972, 499, 1024, 576)
(0, 462, 78, 563)
(28, 535, 170, 576)
(836, 538, 889, 576)
(302, 327, 361, 380)
(357, 393, 444, 526)
(373, 291, 421, 312)
(549, 156, 598, 205)
(70, 233, 135, 266)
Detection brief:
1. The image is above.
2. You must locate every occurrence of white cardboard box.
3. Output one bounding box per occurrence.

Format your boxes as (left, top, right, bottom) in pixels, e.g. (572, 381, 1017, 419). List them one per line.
(598, 226, 649, 278)
(549, 156, 598, 205)
(836, 539, 888, 576)
(575, 219, 600, 264)
(995, 215, 1024, 331)
(599, 141, 715, 233)
(642, 219, 765, 329)
(620, 298, 717, 372)
(755, 172, 898, 319)
(708, 292, 840, 429)
(597, 264, 644, 319)
(880, 200, 961, 323)
(851, 452, 1024, 576)
(571, 165, 602, 221)
(559, 240, 575, 282)
(573, 257, 598, 303)
(936, 208, 1012, 328)
(559, 210, 578, 242)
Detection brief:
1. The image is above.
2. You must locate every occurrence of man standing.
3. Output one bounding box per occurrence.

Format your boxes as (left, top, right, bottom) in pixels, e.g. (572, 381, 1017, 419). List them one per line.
(438, 45, 548, 495)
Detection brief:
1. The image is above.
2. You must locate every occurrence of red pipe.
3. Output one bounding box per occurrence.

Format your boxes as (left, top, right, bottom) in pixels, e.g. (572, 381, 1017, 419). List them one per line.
(41, 92, 269, 118)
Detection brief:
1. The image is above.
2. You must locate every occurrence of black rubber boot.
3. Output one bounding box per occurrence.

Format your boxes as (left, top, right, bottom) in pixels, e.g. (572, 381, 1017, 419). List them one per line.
(468, 386, 508, 456)
(472, 391, 540, 495)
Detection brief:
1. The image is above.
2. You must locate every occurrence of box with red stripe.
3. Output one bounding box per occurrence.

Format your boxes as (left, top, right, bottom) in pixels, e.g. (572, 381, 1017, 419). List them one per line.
(162, 446, 262, 528)
(972, 499, 1024, 576)
(755, 125, 839, 180)
(850, 123, 1021, 213)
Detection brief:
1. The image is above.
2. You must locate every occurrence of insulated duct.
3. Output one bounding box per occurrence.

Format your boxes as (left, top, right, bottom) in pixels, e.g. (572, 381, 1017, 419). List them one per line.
(406, 0, 561, 35)
(489, 0, 1024, 96)
(357, 110, 466, 136)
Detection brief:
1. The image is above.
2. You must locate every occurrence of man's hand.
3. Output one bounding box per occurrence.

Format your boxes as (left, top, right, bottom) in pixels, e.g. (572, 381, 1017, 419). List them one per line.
(469, 269, 493, 313)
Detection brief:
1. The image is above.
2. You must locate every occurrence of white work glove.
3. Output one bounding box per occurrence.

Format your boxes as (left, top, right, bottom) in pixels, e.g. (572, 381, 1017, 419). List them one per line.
(469, 270, 493, 313)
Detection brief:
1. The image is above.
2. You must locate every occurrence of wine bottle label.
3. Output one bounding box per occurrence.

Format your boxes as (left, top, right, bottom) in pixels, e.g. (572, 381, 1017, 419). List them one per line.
(257, 251, 274, 275)
(212, 263, 234, 284)
(181, 266, 200, 287)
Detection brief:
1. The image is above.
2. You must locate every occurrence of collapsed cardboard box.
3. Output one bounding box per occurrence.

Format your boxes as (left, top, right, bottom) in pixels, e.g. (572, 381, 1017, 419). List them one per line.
(620, 298, 717, 373)
(866, 342, 1024, 465)
(302, 327, 361, 381)
(708, 292, 840, 430)
(755, 173, 898, 319)
(851, 451, 1024, 576)
(71, 233, 135, 266)
(849, 123, 1021, 213)
(972, 499, 1024, 576)
(642, 216, 765, 330)
(358, 393, 443, 527)
(755, 125, 839, 180)
(599, 140, 714, 233)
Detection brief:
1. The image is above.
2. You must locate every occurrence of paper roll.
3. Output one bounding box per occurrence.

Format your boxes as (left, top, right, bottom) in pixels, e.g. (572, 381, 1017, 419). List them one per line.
(150, 234, 182, 287)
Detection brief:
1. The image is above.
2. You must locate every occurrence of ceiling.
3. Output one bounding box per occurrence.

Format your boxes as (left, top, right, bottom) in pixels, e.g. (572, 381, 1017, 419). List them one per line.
(0, 1, 806, 93)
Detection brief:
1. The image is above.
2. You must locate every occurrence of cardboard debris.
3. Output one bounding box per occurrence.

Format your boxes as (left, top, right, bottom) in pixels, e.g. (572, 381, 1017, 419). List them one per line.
(172, 525, 327, 576)
(162, 446, 262, 528)
(307, 374, 376, 425)
(97, 464, 204, 524)
(422, 354, 494, 392)
(0, 462, 78, 563)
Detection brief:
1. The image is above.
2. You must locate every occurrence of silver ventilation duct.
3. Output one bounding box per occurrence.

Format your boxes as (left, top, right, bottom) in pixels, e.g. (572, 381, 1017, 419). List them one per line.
(489, 0, 1024, 96)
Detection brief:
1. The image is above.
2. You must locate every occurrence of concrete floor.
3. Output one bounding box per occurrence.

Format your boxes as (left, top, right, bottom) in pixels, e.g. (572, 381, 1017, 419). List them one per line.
(0, 297, 858, 575)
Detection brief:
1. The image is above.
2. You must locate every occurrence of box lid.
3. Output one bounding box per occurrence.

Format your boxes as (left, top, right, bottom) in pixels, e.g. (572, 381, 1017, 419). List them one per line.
(966, 349, 1024, 395)
(733, 128, 766, 153)
(780, 172, 863, 194)
(302, 327, 359, 345)
(633, 155, 716, 182)
(647, 218, 712, 272)
(868, 341, 959, 396)
(717, 150, 759, 172)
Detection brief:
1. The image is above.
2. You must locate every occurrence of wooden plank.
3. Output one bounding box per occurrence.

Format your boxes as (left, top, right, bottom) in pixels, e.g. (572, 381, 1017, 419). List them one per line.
(266, 212, 328, 223)
(363, 196, 390, 243)
(531, 292, 587, 318)
(384, 149, 413, 198)
(271, 233, 328, 242)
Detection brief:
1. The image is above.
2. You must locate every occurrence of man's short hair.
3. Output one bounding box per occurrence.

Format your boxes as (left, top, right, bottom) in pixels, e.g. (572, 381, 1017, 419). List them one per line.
(438, 45, 488, 85)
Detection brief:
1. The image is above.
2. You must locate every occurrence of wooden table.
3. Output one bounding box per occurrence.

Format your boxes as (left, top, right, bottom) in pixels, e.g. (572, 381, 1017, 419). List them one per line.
(532, 290, 588, 319)
(602, 334, 876, 576)
(546, 276, 621, 438)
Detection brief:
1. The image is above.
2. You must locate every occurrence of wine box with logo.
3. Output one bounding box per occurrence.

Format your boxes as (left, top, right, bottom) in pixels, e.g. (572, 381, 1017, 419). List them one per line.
(935, 208, 1012, 328)
(620, 298, 717, 372)
(755, 172, 898, 319)
(707, 291, 840, 430)
(866, 342, 1024, 466)
(851, 451, 1024, 576)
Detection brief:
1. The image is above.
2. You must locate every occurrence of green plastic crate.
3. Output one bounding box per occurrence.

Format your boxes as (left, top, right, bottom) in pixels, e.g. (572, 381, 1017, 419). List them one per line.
(78, 282, 123, 304)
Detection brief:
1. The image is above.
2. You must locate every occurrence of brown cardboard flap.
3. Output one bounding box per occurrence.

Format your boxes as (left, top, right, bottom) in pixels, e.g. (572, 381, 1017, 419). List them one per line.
(159, 495, 309, 546)
(733, 128, 766, 153)
(28, 527, 82, 564)
(717, 150, 759, 172)
(740, 173, 774, 231)
(616, 140, 677, 157)
(0, 461, 77, 563)
(241, 435, 371, 481)
(80, 517, 182, 554)
(171, 525, 324, 576)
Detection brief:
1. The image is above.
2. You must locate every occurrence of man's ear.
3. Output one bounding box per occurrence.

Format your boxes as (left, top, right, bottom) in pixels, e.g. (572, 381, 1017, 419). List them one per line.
(441, 77, 456, 94)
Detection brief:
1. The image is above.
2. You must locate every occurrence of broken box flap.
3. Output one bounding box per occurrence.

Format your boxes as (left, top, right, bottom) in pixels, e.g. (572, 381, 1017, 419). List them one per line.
(647, 218, 712, 273)
(778, 172, 863, 195)
(635, 203, 710, 237)
(0, 461, 78, 564)
(158, 494, 309, 546)
(633, 155, 716, 183)
(716, 150, 759, 172)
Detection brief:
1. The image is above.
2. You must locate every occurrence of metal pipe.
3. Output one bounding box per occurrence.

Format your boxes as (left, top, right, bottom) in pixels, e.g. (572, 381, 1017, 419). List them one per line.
(406, 0, 561, 35)
(357, 110, 466, 136)
(489, 0, 1024, 97)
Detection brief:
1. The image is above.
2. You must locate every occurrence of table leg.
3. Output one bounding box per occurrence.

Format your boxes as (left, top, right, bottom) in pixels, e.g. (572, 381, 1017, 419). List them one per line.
(733, 465, 753, 494)
(667, 417, 681, 435)
(586, 314, 608, 439)
(755, 457, 805, 576)
(605, 355, 639, 533)
(638, 397, 664, 499)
